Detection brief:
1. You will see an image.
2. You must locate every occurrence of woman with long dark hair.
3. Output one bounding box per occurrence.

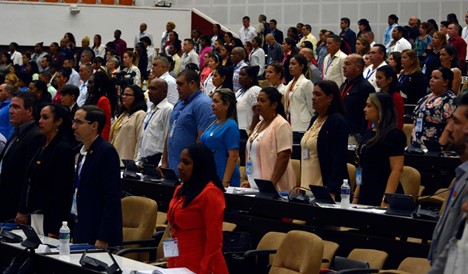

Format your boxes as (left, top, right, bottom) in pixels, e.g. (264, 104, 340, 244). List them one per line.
(200, 89, 240, 187)
(281, 37, 299, 83)
(235, 66, 261, 136)
(85, 71, 118, 141)
(110, 84, 147, 162)
(353, 93, 406, 207)
(92, 34, 106, 58)
(439, 45, 462, 94)
(167, 143, 228, 274)
(242, 87, 296, 192)
(375, 65, 405, 129)
(17, 103, 74, 237)
(301, 80, 348, 199)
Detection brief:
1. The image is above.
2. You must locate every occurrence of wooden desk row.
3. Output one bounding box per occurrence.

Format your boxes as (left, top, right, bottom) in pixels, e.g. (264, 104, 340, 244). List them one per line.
(122, 178, 436, 269)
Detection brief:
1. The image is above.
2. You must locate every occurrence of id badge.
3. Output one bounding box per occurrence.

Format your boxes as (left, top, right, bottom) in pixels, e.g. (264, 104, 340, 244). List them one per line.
(415, 117, 423, 133)
(70, 188, 78, 216)
(245, 160, 253, 175)
(302, 148, 309, 160)
(169, 120, 176, 138)
(356, 166, 363, 186)
(163, 238, 179, 257)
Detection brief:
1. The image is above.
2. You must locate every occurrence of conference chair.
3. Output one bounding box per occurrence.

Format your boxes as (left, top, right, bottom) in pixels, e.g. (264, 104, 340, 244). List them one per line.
(347, 248, 388, 270)
(378, 257, 430, 274)
(322, 240, 340, 269)
(347, 163, 357, 193)
(269, 230, 323, 274)
(291, 159, 301, 187)
(399, 166, 421, 201)
(121, 196, 158, 261)
(402, 124, 413, 146)
(418, 177, 455, 216)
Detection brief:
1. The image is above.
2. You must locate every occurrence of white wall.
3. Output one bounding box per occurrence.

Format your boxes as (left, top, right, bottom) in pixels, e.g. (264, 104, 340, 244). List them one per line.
(0, 1, 191, 47)
(173, 0, 468, 44)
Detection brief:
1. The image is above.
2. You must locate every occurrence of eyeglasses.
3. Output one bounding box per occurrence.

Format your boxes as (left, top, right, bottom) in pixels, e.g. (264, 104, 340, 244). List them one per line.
(122, 93, 135, 97)
(72, 119, 92, 126)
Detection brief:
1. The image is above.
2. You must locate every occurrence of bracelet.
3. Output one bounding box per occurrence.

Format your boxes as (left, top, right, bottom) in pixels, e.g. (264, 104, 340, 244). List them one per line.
(353, 196, 359, 200)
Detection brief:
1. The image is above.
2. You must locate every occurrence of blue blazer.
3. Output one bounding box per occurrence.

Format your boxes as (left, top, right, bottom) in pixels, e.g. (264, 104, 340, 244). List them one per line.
(310, 112, 349, 197)
(74, 136, 123, 246)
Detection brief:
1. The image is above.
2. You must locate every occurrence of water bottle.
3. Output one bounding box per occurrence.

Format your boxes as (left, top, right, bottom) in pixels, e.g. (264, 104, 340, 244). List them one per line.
(59, 221, 70, 256)
(340, 179, 351, 208)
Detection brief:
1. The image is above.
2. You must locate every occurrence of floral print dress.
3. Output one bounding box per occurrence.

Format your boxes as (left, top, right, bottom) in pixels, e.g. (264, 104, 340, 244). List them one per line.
(411, 91, 457, 150)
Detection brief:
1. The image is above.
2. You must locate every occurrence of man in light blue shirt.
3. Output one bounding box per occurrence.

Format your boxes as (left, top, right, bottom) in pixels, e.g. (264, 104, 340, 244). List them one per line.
(162, 69, 214, 173)
(383, 14, 399, 46)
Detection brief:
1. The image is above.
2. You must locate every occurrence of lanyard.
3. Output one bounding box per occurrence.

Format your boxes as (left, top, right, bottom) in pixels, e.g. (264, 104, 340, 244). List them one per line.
(365, 68, 375, 80)
(340, 82, 354, 100)
(324, 56, 336, 75)
(144, 108, 157, 130)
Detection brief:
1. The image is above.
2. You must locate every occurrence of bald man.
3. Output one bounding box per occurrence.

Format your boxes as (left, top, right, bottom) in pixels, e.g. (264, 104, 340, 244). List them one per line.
(340, 54, 375, 141)
(135, 23, 153, 47)
(265, 34, 284, 64)
(137, 78, 173, 166)
(299, 47, 321, 84)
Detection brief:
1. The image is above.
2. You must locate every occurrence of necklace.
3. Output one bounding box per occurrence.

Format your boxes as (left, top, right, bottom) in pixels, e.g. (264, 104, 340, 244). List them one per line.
(206, 119, 227, 137)
(249, 115, 276, 142)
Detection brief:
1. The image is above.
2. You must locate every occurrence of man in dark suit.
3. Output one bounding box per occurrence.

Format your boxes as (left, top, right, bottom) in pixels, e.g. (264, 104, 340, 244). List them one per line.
(71, 105, 122, 248)
(269, 19, 284, 45)
(0, 92, 43, 222)
(428, 93, 468, 273)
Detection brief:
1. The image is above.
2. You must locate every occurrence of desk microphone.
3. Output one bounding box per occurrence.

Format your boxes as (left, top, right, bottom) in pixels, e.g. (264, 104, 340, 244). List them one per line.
(0, 210, 42, 243)
(417, 188, 453, 203)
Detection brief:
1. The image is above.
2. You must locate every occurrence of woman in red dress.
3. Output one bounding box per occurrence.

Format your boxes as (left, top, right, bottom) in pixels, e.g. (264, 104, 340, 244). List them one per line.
(167, 143, 228, 274)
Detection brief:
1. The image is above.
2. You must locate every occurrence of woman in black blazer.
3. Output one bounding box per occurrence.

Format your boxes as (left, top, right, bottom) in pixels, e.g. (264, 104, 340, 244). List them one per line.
(18, 103, 75, 238)
(300, 80, 349, 200)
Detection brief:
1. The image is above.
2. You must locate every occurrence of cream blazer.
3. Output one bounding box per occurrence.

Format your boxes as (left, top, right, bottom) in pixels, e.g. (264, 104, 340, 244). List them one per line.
(110, 110, 146, 164)
(283, 74, 315, 132)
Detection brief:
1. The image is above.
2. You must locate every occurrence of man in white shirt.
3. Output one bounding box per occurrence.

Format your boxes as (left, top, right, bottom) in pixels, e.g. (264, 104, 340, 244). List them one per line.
(462, 11, 468, 72)
(180, 39, 199, 72)
(231, 47, 248, 92)
(362, 31, 376, 47)
(9, 42, 23, 66)
(63, 58, 81, 87)
(323, 35, 347, 87)
(151, 57, 178, 105)
(386, 26, 411, 54)
(77, 64, 93, 106)
(134, 23, 153, 48)
(239, 16, 257, 44)
(249, 37, 265, 77)
(363, 44, 387, 91)
(136, 78, 173, 166)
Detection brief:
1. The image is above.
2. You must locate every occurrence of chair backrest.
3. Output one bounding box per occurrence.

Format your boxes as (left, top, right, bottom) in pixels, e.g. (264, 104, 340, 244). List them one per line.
(347, 163, 357, 193)
(322, 240, 339, 269)
(397, 257, 431, 274)
(399, 166, 421, 201)
(270, 230, 323, 274)
(347, 248, 388, 270)
(121, 196, 158, 261)
(440, 178, 456, 216)
(222, 222, 237, 232)
(257, 231, 287, 265)
(402, 124, 413, 146)
(291, 159, 301, 187)
(122, 196, 158, 241)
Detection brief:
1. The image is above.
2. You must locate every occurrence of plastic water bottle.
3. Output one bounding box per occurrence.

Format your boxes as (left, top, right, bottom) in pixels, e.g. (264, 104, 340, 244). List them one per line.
(340, 179, 351, 208)
(59, 221, 70, 256)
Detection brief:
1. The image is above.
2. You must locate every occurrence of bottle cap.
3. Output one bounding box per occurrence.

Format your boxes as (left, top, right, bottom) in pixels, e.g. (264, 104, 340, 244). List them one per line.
(62, 221, 68, 225)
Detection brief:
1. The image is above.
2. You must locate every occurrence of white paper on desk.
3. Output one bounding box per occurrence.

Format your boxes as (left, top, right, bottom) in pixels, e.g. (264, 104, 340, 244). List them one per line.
(135, 266, 195, 274)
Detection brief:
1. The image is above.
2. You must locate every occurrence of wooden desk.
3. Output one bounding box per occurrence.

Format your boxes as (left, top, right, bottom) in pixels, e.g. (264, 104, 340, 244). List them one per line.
(122, 179, 436, 268)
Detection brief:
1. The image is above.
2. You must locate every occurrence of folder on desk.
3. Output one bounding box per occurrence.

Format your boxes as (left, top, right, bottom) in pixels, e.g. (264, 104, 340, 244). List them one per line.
(254, 179, 280, 199)
(309, 185, 336, 205)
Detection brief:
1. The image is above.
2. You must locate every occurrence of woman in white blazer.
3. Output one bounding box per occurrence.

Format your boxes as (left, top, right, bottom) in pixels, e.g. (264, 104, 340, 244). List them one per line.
(283, 54, 314, 142)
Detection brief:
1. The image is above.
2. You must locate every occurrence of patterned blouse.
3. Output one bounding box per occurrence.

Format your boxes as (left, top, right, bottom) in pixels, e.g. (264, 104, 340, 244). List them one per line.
(411, 90, 457, 150)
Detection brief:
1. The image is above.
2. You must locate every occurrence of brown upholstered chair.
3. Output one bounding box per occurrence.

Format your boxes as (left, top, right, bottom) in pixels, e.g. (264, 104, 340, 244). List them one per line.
(347, 248, 388, 270)
(322, 240, 340, 269)
(399, 166, 421, 201)
(121, 196, 158, 261)
(291, 159, 301, 187)
(347, 163, 357, 193)
(269, 230, 324, 274)
(402, 124, 413, 146)
(378, 257, 430, 274)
